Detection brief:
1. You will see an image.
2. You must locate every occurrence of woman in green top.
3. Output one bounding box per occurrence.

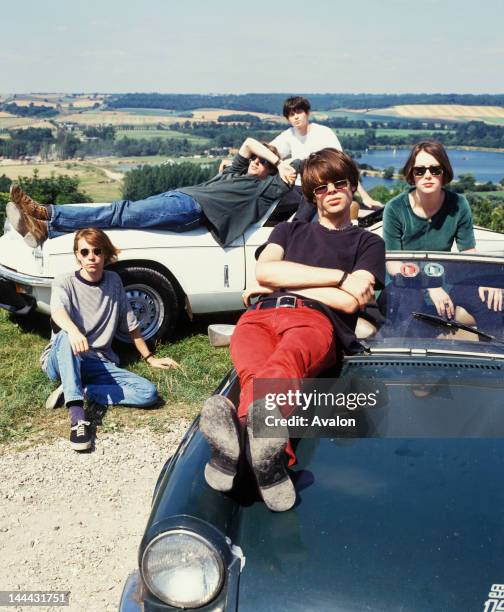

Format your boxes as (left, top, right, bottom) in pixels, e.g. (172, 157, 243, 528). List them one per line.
(383, 140, 501, 331)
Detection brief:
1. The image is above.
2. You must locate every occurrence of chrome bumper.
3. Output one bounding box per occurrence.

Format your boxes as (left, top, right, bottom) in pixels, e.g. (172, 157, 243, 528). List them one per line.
(0, 263, 52, 287)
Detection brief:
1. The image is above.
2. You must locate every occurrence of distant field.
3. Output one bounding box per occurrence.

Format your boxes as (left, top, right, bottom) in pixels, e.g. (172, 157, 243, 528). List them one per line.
(0, 160, 122, 202)
(62, 110, 182, 126)
(3, 98, 58, 108)
(190, 108, 280, 122)
(115, 128, 210, 144)
(313, 110, 414, 124)
(110, 154, 219, 171)
(114, 108, 184, 117)
(0, 116, 49, 129)
(113, 107, 280, 122)
(335, 127, 453, 137)
(384, 104, 504, 123)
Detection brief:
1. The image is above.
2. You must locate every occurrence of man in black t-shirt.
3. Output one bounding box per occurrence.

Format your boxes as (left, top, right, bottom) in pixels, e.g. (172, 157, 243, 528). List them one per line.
(200, 148, 385, 512)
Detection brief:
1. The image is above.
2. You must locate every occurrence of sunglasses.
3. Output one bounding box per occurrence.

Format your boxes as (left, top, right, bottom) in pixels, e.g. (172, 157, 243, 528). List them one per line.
(78, 247, 103, 257)
(413, 165, 443, 177)
(250, 155, 273, 167)
(313, 179, 350, 197)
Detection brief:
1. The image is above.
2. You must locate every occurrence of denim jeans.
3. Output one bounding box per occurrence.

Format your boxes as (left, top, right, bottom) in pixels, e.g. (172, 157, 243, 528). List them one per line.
(48, 191, 203, 238)
(44, 331, 158, 407)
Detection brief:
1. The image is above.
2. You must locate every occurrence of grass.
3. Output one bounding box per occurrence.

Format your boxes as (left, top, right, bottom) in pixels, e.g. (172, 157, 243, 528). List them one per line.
(0, 309, 233, 447)
(335, 128, 453, 137)
(115, 128, 210, 144)
(0, 160, 123, 202)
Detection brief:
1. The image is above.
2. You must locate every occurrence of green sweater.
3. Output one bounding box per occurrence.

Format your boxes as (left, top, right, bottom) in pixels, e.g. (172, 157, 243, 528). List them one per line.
(383, 189, 476, 252)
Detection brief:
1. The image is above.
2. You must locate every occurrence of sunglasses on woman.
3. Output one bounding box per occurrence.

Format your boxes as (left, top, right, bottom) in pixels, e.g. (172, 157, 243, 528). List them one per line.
(413, 165, 443, 177)
(78, 247, 103, 257)
(313, 179, 350, 197)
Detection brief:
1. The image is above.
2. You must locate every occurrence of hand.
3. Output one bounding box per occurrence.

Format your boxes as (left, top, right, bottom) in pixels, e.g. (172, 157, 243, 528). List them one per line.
(478, 286, 503, 311)
(278, 161, 296, 185)
(427, 287, 455, 318)
(340, 272, 375, 308)
(146, 356, 180, 369)
(363, 197, 384, 210)
(68, 329, 89, 356)
(218, 159, 232, 173)
(242, 284, 274, 306)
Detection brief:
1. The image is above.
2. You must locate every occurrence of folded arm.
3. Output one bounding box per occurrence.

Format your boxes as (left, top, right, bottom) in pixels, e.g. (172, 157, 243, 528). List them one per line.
(239, 137, 281, 165)
(256, 243, 375, 312)
(239, 138, 297, 184)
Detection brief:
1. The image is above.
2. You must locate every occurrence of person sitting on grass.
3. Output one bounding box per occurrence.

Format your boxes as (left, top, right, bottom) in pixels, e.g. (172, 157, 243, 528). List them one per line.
(199, 148, 385, 512)
(6, 138, 297, 249)
(41, 227, 178, 452)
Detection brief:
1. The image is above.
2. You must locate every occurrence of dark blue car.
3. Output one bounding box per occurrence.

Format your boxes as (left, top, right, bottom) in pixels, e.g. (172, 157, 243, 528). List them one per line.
(120, 253, 504, 612)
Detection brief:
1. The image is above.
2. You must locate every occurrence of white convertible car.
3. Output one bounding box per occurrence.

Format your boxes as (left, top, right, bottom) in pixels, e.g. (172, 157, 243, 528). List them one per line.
(1, 202, 503, 342)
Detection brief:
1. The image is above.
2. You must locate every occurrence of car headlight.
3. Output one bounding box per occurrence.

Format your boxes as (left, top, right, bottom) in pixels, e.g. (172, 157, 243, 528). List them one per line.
(141, 529, 225, 608)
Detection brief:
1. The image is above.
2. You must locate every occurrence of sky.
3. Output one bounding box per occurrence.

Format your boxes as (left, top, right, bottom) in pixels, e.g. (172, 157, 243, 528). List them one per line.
(1, 0, 503, 94)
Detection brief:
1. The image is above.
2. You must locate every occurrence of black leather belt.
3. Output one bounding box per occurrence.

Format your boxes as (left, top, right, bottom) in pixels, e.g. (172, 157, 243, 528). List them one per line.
(248, 295, 327, 313)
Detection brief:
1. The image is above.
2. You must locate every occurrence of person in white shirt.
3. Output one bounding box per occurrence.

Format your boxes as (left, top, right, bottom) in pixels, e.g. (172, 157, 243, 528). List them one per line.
(271, 96, 383, 221)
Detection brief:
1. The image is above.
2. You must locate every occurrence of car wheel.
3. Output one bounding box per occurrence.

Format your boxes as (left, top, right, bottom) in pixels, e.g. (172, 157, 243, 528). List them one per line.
(116, 266, 180, 343)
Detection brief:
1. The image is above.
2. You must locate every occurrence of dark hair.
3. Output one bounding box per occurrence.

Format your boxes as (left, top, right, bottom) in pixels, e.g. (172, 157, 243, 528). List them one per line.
(301, 148, 360, 203)
(73, 228, 120, 265)
(282, 96, 311, 119)
(259, 142, 281, 175)
(402, 140, 454, 185)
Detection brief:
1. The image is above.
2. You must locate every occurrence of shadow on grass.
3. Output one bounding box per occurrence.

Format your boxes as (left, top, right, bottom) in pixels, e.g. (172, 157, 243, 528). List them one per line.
(9, 311, 51, 340)
(116, 310, 242, 367)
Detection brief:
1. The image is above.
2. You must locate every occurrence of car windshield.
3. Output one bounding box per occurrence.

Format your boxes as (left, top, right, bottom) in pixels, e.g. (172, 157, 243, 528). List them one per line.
(366, 252, 504, 356)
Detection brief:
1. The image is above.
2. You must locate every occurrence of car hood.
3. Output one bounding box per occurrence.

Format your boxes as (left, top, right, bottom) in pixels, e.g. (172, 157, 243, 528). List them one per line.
(234, 359, 504, 611)
(236, 437, 503, 611)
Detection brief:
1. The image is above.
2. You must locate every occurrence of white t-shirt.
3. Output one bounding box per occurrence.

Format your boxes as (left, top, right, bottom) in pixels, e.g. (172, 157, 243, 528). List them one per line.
(271, 123, 342, 185)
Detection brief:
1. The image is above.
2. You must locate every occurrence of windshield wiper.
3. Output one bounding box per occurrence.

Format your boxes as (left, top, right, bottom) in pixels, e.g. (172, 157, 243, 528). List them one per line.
(412, 311, 504, 344)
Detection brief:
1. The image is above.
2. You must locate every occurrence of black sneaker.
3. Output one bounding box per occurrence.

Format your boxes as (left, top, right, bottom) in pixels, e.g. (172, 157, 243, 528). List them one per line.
(199, 395, 241, 492)
(85, 399, 107, 426)
(246, 400, 296, 512)
(69, 420, 91, 451)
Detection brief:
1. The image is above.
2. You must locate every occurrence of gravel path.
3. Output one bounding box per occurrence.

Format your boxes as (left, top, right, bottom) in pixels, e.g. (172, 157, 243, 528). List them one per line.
(0, 424, 189, 612)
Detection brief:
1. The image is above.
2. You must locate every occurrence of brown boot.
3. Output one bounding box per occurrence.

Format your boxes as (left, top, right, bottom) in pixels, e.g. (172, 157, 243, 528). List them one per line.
(10, 184, 49, 220)
(5, 202, 29, 236)
(24, 217, 48, 248)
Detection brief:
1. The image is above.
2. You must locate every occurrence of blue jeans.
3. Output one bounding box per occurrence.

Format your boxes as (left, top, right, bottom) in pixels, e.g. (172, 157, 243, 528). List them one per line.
(48, 191, 203, 238)
(44, 331, 158, 407)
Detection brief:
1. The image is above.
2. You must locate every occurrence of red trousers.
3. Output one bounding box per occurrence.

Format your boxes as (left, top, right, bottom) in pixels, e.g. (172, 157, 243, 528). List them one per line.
(230, 306, 337, 466)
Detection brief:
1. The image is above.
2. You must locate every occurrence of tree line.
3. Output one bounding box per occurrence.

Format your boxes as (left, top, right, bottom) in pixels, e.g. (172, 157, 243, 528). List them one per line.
(2, 118, 502, 161)
(106, 93, 504, 114)
(1, 102, 58, 118)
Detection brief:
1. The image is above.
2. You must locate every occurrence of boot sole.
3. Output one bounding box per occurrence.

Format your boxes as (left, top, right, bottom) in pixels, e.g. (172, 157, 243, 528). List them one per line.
(200, 395, 241, 492)
(247, 400, 296, 512)
(70, 439, 91, 451)
(6, 202, 28, 236)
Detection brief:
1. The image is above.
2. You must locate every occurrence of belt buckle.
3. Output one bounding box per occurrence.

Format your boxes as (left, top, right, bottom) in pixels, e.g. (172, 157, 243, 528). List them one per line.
(276, 295, 297, 308)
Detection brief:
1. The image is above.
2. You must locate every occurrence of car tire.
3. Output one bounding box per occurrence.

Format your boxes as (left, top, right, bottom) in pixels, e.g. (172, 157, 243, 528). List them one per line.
(115, 266, 180, 344)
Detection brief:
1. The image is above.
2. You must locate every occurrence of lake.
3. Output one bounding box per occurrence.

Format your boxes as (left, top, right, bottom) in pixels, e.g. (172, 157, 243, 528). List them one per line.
(358, 148, 504, 189)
